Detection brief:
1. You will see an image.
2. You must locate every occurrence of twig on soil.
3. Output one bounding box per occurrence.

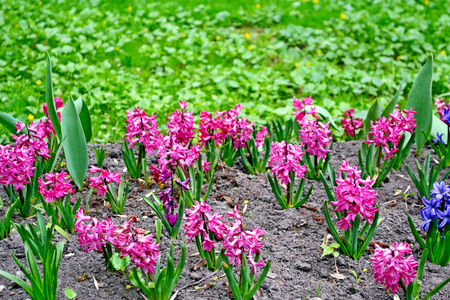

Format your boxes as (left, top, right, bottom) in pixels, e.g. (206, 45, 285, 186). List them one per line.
(174, 270, 221, 294)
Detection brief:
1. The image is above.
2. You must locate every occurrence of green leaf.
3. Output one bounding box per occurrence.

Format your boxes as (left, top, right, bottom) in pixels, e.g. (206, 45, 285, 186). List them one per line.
(45, 54, 62, 140)
(381, 82, 402, 117)
(74, 98, 92, 142)
(65, 288, 77, 299)
(406, 55, 433, 153)
(431, 115, 448, 142)
(110, 253, 131, 271)
(0, 112, 27, 134)
(54, 225, 70, 240)
(61, 97, 88, 189)
(364, 100, 382, 135)
(306, 105, 338, 129)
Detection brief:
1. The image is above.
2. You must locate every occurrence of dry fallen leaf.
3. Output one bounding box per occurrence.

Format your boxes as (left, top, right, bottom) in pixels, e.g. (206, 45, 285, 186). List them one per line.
(76, 274, 88, 282)
(93, 275, 99, 291)
(266, 271, 278, 279)
(193, 258, 207, 270)
(330, 273, 346, 280)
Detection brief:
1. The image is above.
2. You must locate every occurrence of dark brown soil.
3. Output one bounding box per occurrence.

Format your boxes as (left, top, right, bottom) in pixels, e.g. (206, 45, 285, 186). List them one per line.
(0, 141, 449, 300)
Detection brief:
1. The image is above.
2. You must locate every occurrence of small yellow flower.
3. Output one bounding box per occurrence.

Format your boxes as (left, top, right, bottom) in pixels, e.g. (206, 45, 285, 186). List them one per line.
(306, 62, 311, 66)
(27, 114, 34, 121)
(248, 45, 253, 51)
(194, 286, 200, 290)
(213, 276, 218, 281)
(396, 55, 403, 60)
(441, 50, 446, 56)
(256, 3, 260, 9)
(115, 46, 120, 51)
(313, 0, 319, 3)
(244, 32, 251, 39)
(363, 268, 367, 273)
(182, 32, 187, 38)
(340, 13, 346, 20)
(38, 1, 42, 5)
(317, 50, 322, 55)
(215, 35, 220, 41)
(126, 285, 132, 289)
(36, 80, 42, 86)
(15, 24, 19, 28)
(128, 6, 132, 11)
(294, 62, 299, 68)
(424, 0, 429, 5)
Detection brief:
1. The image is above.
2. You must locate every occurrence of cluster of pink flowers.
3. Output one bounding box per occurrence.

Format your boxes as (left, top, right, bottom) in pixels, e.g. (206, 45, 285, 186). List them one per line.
(254, 125, 270, 148)
(184, 201, 265, 274)
(197, 104, 254, 149)
(75, 210, 160, 275)
(293, 96, 332, 160)
(88, 166, 122, 196)
(38, 171, 73, 203)
(365, 107, 416, 160)
(124, 107, 160, 151)
(268, 141, 307, 185)
(14, 122, 51, 159)
(331, 161, 378, 232)
(167, 101, 195, 145)
(221, 207, 265, 274)
(108, 216, 160, 275)
(371, 242, 418, 293)
(0, 145, 35, 190)
(341, 108, 363, 137)
(435, 98, 450, 119)
(298, 117, 332, 160)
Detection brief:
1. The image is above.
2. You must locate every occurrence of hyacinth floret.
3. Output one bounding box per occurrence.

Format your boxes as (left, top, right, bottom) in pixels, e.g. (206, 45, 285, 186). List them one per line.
(435, 97, 450, 119)
(75, 210, 160, 275)
(254, 125, 270, 148)
(88, 166, 122, 196)
(38, 171, 73, 203)
(74, 209, 116, 253)
(331, 161, 378, 232)
(341, 108, 363, 137)
(124, 107, 160, 151)
(420, 181, 450, 231)
(167, 101, 196, 145)
(365, 107, 416, 160)
(268, 141, 307, 186)
(0, 144, 36, 190)
(108, 216, 160, 275)
(298, 117, 332, 160)
(371, 242, 418, 294)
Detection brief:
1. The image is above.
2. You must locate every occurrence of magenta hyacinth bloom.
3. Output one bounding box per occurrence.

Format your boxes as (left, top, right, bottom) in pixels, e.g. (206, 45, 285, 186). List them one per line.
(365, 107, 416, 160)
(341, 108, 363, 137)
(88, 166, 122, 196)
(268, 141, 307, 186)
(124, 107, 160, 151)
(435, 97, 450, 119)
(38, 171, 74, 203)
(254, 125, 270, 148)
(371, 242, 418, 293)
(0, 144, 36, 191)
(75, 209, 116, 253)
(167, 101, 196, 145)
(331, 161, 378, 231)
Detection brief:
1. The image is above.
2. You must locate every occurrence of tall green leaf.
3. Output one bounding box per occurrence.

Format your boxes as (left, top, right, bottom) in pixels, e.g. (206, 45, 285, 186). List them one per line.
(61, 97, 88, 189)
(431, 115, 448, 141)
(406, 55, 433, 153)
(381, 82, 402, 117)
(74, 98, 92, 142)
(364, 100, 382, 135)
(0, 112, 27, 134)
(45, 54, 62, 140)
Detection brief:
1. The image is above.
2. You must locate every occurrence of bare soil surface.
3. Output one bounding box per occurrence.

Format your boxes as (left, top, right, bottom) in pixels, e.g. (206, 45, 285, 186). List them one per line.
(0, 141, 449, 300)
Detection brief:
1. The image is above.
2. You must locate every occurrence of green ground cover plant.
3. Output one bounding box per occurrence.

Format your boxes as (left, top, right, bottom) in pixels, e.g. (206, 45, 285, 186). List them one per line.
(1, 0, 450, 142)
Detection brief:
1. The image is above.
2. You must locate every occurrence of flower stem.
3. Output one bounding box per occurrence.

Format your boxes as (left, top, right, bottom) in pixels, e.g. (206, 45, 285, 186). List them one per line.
(399, 278, 407, 294)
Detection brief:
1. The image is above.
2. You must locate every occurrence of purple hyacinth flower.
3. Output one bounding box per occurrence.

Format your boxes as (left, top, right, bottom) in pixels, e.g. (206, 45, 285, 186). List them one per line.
(436, 206, 450, 229)
(430, 181, 450, 202)
(432, 132, 446, 146)
(420, 209, 438, 232)
(442, 108, 450, 125)
(175, 178, 190, 193)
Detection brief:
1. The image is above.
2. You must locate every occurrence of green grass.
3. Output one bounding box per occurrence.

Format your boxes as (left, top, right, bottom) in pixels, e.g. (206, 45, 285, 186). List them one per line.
(1, 0, 449, 142)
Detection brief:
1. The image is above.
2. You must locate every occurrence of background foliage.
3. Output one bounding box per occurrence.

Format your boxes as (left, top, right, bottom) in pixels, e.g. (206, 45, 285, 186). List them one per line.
(1, 0, 449, 142)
